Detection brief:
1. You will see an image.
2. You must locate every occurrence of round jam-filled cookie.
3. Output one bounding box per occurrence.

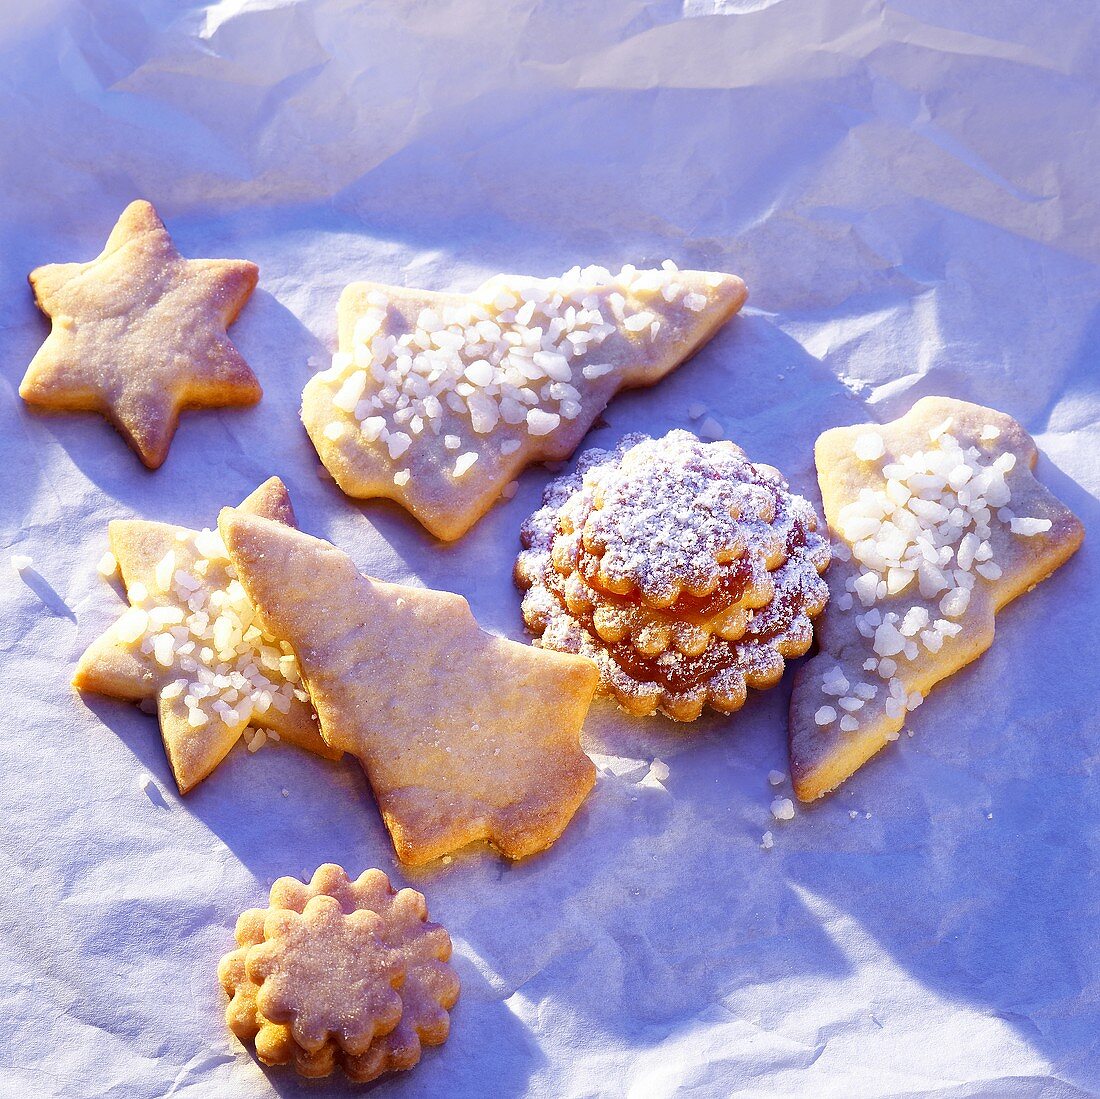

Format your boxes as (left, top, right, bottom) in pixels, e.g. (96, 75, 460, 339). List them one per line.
(516, 431, 831, 721)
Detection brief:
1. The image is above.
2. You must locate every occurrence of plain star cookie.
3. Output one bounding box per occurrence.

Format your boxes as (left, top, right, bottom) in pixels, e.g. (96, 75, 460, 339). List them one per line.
(302, 261, 746, 539)
(217, 506, 599, 864)
(219, 865, 459, 1083)
(789, 397, 1084, 802)
(516, 431, 831, 721)
(73, 478, 338, 793)
(20, 200, 260, 468)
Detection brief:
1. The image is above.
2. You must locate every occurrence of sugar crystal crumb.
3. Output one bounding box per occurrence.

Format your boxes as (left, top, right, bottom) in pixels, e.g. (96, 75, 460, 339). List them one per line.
(453, 452, 479, 478)
(687, 401, 707, 420)
(771, 796, 796, 821)
(1010, 516, 1052, 536)
(980, 425, 1000, 442)
(649, 758, 670, 783)
(11, 554, 33, 573)
(761, 831, 775, 850)
(698, 416, 725, 441)
(768, 769, 785, 786)
(853, 432, 885, 461)
(97, 552, 118, 577)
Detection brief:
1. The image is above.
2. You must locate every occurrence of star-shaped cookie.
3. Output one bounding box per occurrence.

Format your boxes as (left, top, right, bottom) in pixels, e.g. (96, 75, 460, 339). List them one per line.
(73, 478, 339, 793)
(789, 397, 1084, 801)
(218, 507, 600, 864)
(20, 200, 261, 468)
(302, 262, 746, 540)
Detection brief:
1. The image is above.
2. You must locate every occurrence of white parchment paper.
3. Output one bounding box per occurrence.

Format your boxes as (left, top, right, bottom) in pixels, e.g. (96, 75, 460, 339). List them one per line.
(2, 2, 1098, 1096)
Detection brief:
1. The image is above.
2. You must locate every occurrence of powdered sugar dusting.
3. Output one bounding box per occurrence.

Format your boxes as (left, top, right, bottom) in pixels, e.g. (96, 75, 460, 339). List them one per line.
(516, 431, 830, 721)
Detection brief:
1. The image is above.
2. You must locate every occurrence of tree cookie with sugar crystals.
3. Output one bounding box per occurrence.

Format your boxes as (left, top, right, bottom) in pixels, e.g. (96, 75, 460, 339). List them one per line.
(789, 396, 1084, 802)
(73, 478, 337, 794)
(516, 431, 831, 722)
(302, 262, 746, 540)
(219, 865, 459, 1084)
(20, 200, 260, 468)
(217, 507, 599, 864)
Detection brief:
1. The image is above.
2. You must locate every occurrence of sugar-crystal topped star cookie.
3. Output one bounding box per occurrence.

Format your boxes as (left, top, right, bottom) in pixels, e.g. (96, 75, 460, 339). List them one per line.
(73, 478, 338, 793)
(20, 200, 260, 468)
(218, 508, 599, 863)
(302, 262, 746, 539)
(789, 397, 1084, 801)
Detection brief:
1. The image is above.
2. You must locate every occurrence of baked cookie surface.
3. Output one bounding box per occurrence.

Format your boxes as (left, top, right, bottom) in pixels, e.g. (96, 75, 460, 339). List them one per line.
(516, 430, 831, 721)
(20, 200, 260, 468)
(789, 397, 1084, 801)
(302, 262, 746, 539)
(73, 478, 336, 793)
(219, 865, 459, 1084)
(218, 508, 600, 864)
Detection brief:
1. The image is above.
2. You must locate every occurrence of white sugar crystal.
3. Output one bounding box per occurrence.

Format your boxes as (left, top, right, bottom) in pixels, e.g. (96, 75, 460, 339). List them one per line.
(464, 358, 494, 386)
(873, 621, 906, 657)
(683, 292, 708, 312)
(444, 435, 461, 450)
(387, 431, 412, 459)
(582, 362, 615, 380)
(980, 425, 1001, 442)
(333, 370, 368, 412)
(393, 469, 411, 486)
(97, 551, 117, 577)
(154, 551, 175, 593)
(939, 587, 970, 618)
(649, 758, 670, 782)
(698, 416, 725, 441)
(877, 657, 898, 677)
(323, 421, 346, 442)
(839, 715, 859, 732)
(687, 401, 707, 419)
(900, 607, 929, 636)
(526, 408, 561, 436)
(771, 797, 795, 821)
(822, 667, 850, 696)
(839, 696, 864, 712)
(360, 416, 387, 442)
(1010, 517, 1052, 536)
(116, 608, 149, 644)
(838, 593, 854, 611)
(854, 432, 885, 461)
(761, 831, 775, 850)
(768, 769, 785, 786)
(975, 561, 1002, 580)
(453, 452, 479, 478)
(854, 572, 880, 605)
(815, 706, 837, 726)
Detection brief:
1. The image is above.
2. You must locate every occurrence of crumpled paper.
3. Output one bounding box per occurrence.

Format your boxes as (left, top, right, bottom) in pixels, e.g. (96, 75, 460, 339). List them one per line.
(1, 1, 1098, 1096)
